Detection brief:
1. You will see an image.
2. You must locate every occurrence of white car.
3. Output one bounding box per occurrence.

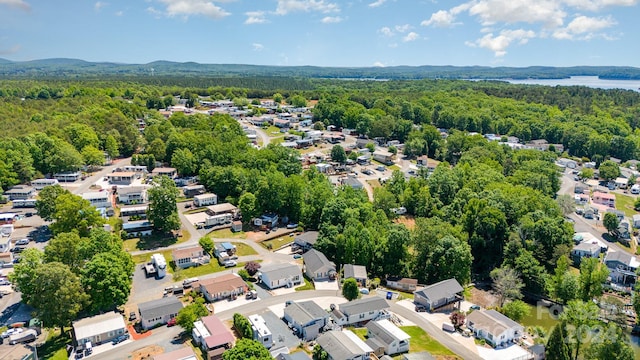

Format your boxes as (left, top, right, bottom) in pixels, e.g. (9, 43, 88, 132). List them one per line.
(224, 260, 237, 267)
(0, 278, 10, 286)
(15, 238, 29, 246)
(1, 327, 24, 338)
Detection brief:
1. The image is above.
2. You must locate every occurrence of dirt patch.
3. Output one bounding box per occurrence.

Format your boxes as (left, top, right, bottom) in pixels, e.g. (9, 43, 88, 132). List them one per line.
(469, 286, 499, 309)
(394, 216, 416, 230)
(131, 345, 163, 360)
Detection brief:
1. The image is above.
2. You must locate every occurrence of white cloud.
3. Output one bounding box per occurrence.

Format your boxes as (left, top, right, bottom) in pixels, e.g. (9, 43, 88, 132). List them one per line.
(553, 15, 617, 39)
(372, 61, 386, 67)
(378, 26, 394, 37)
(245, 10, 268, 24)
(421, 10, 456, 27)
(252, 43, 264, 51)
(402, 31, 420, 42)
(368, 0, 386, 7)
(562, 0, 637, 11)
(146, 6, 162, 17)
(157, 0, 230, 19)
(0, 0, 30, 11)
(468, 0, 565, 28)
(395, 24, 411, 33)
(95, 1, 107, 11)
(115, 10, 123, 16)
(467, 29, 536, 56)
(321, 16, 342, 23)
(275, 0, 339, 15)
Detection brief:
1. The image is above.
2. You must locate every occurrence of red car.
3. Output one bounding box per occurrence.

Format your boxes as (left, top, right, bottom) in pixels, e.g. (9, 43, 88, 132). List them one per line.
(167, 318, 177, 327)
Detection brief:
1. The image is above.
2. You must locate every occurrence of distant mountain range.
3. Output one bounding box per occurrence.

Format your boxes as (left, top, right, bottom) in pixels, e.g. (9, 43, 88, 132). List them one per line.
(1, 58, 640, 80)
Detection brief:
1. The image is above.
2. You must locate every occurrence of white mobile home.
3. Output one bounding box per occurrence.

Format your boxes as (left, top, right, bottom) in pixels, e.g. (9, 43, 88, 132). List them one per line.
(30, 178, 59, 190)
(123, 220, 153, 237)
(194, 193, 218, 207)
(248, 314, 273, 349)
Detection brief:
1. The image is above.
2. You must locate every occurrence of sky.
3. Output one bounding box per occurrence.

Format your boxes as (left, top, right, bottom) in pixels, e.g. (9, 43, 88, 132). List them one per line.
(0, 0, 639, 67)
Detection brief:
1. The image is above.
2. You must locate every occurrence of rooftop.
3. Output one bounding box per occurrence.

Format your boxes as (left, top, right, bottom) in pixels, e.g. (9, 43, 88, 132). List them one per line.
(295, 231, 319, 245)
(172, 245, 204, 260)
(344, 264, 368, 280)
(302, 249, 335, 275)
(152, 347, 197, 360)
(284, 301, 328, 325)
(317, 330, 372, 360)
(260, 263, 302, 280)
(138, 297, 183, 320)
(414, 278, 463, 301)
(199, 315, 235, 349)
(339, 296, 389, 316)
(366, 319, 411, 344)
(72, 312, 126, 341)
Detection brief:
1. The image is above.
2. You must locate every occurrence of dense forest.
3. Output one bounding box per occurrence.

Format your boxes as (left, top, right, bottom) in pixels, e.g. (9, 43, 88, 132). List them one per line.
(1, 58, 640, 79)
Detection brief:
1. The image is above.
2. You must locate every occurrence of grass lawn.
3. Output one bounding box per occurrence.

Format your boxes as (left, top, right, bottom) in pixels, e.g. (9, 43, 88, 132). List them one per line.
(388, 164, 401, 171)
(350, 327, 368, 340)
(400, 326, 460, 358)
(38, 328, 72, 360)
(265, 125, 282, 136)
(231, 242, 257, 256)
(271, 136, 285, 144)
(209, 228, 247, 239)
(615, 193, 638, 217)
(261, 235, 294, 250)
(176, 261, 253, 279)
(131, 249, 173, 265)
(123, 231, 189, 252)
(295, 275, 315, 291)
(366, 179, 382, 188)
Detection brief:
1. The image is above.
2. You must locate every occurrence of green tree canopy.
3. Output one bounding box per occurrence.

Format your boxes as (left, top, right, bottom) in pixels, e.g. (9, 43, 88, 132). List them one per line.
(222, 339, 271, 360)
(342, 278, 360, 301)
(147, 175, 181, 234)
(176, 298, 209, 333)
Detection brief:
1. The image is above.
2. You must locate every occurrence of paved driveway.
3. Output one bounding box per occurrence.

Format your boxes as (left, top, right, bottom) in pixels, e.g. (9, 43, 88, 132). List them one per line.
(313, 280, 339, 291)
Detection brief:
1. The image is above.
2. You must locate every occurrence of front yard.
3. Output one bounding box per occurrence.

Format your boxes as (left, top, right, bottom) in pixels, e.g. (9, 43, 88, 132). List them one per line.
(123, 230, 191, 252)
(615, 193, 638, 217)
(37, 328, 71, 360)
(208, 228, 247, 239)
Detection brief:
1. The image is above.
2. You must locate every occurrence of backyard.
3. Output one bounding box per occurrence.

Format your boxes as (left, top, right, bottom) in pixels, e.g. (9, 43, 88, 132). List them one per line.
(261, 235, 295, 250)
(615, 193, 638, 217)
(123, 230, 190, 252)
(350, 325, 460, 359)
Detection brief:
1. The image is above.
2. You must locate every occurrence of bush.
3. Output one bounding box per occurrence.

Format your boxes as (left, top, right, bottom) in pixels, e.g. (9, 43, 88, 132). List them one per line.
(238, 269, 250, 280)
(233, 313, 253, 339)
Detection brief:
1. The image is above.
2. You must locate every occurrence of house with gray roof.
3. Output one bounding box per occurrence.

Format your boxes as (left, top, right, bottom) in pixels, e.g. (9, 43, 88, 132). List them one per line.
(343, 264, 368, 287)
(302, 249, 336, 282)
(466, 309, 524, 347)
(283, 300, 329, 341)
(258, 263, 302, 290)
(275, 353, 312, 360)
(293, 231, 319, 252)
(317, 330, 372, 360)
(138, 297, 183, 330)
(365, 319, 410, 356)
(414, 278, 463, 313)
(570, 242, 601, 265)
(604, 251, 639, 284)
(332, 297, 390, 326)
(342, 176, 364, 190)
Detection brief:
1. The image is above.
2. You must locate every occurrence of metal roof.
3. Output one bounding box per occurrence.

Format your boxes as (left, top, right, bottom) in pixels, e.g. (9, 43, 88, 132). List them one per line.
(344, 264, 367, 280)
(284, 300, 328, 326)
(339, 297, 389, 316)
(73, 312, 126, 341)
(302, 249, 335, 275)
(138, 297, 183, 320)
(317, 330, 372, 360)
(414, 278, 463, 302)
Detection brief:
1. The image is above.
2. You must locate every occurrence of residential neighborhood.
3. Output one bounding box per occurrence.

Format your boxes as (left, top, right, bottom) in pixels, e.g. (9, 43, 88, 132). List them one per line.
(1, 74, 640, 360)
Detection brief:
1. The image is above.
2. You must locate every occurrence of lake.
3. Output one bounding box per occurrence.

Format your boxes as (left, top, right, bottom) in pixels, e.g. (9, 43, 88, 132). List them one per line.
(499, 76, 640, 92)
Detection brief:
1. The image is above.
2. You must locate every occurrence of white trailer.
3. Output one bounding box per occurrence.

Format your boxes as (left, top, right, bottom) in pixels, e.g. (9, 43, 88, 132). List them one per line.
(204, 213, 232, 227)
(151, 253, 167, 278)
(194, 193, 218, 207)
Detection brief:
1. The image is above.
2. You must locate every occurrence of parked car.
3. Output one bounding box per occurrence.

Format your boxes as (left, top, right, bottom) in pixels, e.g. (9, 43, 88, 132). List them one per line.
(470, 304, 481, 310)
(415, 305, 427, 313)
(10, 247, 25, 253)
(245, 290, 258, 300)
(286, 223, 298, 229)
(293, 254, 302, 259)
(359, 288, 370, 295)
(1, 328, 23, 338)
(112, 333, 129, 345)
(15, 238, 29, 246)
(0, 279, 10, 286)
(129, 312, 136, 321)
(167, 318, 177, 327)
(224, 260, 238, 267)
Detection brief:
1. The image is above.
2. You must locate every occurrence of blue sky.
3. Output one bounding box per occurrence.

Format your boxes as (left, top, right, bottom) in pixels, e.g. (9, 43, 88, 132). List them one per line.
(1, 0, 639, 67)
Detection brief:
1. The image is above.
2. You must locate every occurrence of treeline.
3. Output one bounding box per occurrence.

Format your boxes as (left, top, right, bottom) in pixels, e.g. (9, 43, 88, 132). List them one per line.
(2, 58, 640, 79)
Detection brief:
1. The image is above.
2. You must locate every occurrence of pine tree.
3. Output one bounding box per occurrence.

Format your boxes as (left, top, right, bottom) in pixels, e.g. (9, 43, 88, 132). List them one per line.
(546, 321, 571, 360)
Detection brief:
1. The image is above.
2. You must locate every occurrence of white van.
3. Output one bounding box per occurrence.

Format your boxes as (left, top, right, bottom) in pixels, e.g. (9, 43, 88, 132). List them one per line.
(631, 184, 640, 194)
